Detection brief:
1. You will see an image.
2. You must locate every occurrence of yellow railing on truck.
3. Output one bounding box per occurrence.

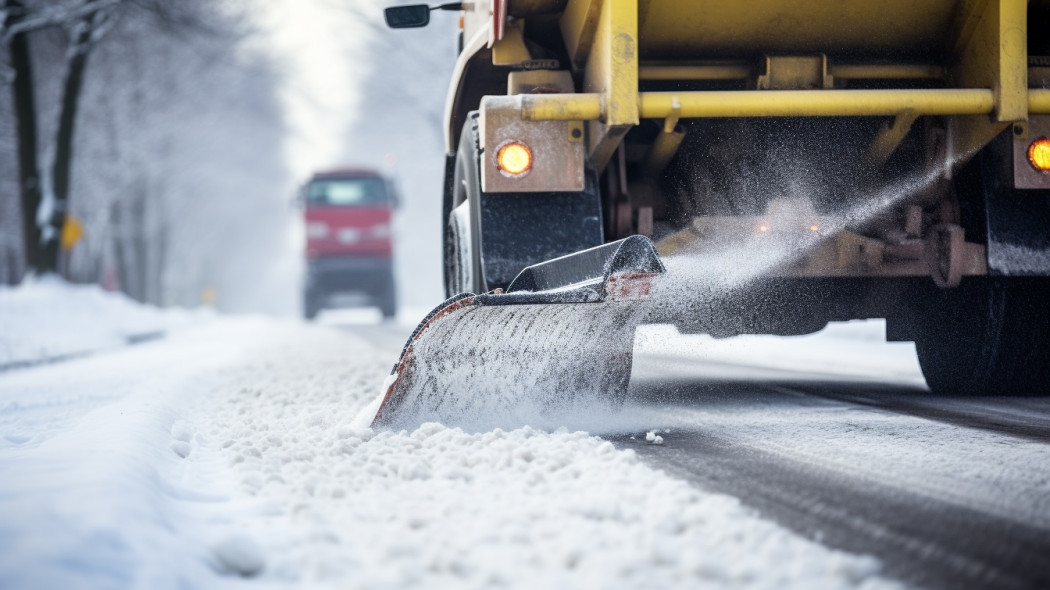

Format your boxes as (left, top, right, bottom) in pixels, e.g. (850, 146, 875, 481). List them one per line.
(549, 0, 1035, 169)
(516, 89, 1050, 121)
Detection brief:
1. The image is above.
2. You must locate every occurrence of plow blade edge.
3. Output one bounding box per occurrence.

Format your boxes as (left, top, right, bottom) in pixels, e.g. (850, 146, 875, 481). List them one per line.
(370, 236, 665, 431)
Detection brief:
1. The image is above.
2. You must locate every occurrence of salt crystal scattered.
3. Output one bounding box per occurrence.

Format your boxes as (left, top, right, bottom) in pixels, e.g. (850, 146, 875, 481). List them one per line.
(645, 431, 664, 445)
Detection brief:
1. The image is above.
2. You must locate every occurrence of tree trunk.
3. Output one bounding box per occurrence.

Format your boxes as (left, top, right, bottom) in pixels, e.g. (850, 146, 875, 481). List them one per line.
(47, 12, 97, 274)
(6, 0, 47, 274)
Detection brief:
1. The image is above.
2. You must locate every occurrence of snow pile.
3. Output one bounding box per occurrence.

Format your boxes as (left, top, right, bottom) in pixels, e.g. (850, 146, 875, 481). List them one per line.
(237, 424, 892, 588)
(0, 277, 200, 367)
(197, 330, 900, 590)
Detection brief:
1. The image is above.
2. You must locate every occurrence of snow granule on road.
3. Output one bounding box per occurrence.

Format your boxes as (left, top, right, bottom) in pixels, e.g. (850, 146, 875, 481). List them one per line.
(646, 430, 664, 444)
(214, 535, 266, 577)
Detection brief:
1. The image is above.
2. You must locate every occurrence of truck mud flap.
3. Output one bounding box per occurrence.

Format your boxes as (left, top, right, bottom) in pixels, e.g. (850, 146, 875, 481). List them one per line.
(986, 190, 1050, 276)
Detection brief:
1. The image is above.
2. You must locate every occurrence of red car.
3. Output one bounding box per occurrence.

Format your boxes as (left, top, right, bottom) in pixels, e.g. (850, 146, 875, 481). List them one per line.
(302, 169, 397, 319)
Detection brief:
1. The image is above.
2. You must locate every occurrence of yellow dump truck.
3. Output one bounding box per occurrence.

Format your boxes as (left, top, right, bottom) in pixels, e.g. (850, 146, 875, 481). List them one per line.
(373, 0, 1050, 427)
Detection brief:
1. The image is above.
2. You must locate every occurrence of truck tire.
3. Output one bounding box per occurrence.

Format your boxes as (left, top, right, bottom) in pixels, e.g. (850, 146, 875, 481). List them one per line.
(909, 139, 1050, 396)
(912, 278, 1050, 396)
(445, 202, 475, 295)
(444, 115, 485, 296)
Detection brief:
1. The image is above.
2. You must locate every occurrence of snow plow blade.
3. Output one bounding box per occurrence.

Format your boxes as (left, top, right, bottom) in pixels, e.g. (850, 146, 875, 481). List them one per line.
(370, 235, 665, 431)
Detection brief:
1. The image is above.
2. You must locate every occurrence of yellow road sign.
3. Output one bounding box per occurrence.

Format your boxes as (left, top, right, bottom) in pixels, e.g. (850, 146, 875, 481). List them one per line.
(61, 215, 84, 251)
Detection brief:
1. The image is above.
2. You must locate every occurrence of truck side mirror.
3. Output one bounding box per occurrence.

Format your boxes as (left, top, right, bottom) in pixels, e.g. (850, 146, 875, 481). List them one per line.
(385, 5, 430, 28)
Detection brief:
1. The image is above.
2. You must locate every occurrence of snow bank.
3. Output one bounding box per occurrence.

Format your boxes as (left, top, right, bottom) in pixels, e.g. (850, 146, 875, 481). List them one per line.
(197, 329, 901, 590)
(0, 319, 277, 589)
(0, 277, 200, 368)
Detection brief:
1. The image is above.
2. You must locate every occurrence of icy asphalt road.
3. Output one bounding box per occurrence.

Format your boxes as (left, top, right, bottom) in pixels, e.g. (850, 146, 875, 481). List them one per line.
(619, 353, 1050, 590)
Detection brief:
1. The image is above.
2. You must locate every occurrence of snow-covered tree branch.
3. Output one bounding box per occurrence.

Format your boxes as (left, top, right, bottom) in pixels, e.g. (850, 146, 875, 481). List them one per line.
(1, 0, 293, 311)
(0, 0, 120, 42)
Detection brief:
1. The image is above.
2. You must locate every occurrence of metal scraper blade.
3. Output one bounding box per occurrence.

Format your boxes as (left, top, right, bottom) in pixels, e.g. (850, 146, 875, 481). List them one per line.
(371, 298, 643, 431)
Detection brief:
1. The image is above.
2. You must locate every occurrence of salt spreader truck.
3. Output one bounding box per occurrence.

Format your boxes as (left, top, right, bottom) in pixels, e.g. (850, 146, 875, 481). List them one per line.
(371, 0, 1050, 428)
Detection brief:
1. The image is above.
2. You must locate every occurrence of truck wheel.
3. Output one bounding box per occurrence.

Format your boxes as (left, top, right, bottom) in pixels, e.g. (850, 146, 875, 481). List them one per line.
(912, 278, 1050, 396)
(445, 204, 476, 295)
(444, 114, 485, 296)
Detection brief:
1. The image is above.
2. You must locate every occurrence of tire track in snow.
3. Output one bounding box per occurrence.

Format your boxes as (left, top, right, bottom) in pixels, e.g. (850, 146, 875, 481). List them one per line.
(787, 383, 1050, 443)
(618, 378, 1050, 590)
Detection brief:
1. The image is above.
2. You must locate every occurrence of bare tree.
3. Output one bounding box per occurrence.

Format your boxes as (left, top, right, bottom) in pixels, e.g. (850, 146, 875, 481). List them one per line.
(45, 1, 116, 274)
(3, 0, 120, 274)
(3, 0, 46, 273)
(2, 0, 203, 276)
(2, 0, 293, 311)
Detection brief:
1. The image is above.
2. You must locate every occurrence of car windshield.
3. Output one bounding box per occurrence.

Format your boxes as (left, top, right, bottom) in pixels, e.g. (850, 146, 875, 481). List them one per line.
(307, 177, 388, 206)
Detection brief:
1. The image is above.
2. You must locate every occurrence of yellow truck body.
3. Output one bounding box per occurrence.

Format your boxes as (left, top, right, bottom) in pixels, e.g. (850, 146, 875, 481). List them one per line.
(385, 0, 1050, 394)
(453, 0, 1046, 168)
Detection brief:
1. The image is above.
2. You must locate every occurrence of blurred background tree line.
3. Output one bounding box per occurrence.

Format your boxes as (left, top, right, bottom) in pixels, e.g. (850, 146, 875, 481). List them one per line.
(1, 0, 291, 310)
(1, 0, 456, 314)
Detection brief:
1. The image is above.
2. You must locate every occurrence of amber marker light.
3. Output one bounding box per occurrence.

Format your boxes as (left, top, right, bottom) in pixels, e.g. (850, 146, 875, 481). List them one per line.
(1029, 137, 1050, 172)
(809, 224, 820, 232)
(758, 224, 770, 233)
(496, 142, 533, 177)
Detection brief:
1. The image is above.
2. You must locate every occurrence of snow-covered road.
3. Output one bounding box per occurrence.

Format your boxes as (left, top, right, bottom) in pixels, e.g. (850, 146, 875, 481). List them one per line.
(0, 284, 905, 589)
(2, 283, 1048, 589)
